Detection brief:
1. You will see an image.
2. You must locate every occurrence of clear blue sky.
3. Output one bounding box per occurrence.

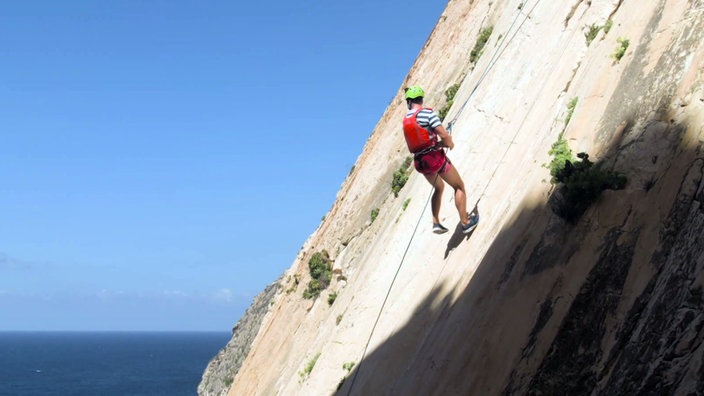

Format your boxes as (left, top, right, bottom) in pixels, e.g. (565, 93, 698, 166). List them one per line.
(0, 0, 446, 331)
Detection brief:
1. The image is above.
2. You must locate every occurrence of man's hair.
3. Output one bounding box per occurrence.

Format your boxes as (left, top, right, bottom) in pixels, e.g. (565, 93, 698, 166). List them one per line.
(407, 97, 424, 105)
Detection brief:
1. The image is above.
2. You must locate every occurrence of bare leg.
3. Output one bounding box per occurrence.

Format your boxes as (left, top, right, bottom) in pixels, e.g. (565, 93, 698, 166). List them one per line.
(423, 173, 444, 224)
(439, 166, 469, 225)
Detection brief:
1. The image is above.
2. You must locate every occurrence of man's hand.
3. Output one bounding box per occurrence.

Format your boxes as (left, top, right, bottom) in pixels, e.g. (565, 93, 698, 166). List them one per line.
(434, 125, 455, 150)
(438, 138, 455, 150)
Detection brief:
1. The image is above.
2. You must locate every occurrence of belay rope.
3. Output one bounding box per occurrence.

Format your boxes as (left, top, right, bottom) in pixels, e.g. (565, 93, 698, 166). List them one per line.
(344, 2, 542, 394)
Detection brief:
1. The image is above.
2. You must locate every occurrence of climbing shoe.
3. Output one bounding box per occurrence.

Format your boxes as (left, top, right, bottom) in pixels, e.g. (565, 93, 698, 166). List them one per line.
(433, 223, 449, 234)
(461, 213, 479, 234)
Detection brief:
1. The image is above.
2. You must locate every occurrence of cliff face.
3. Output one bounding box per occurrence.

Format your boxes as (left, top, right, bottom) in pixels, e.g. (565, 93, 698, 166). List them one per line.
(201, 0, 704, 394)
(198, 281, 279, 396)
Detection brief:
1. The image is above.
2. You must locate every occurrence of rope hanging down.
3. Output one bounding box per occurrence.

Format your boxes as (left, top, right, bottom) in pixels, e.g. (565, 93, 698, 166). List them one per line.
(449, 0, 543, 206)
(344, 3, 541, 395)
(447, 0, 538, 131)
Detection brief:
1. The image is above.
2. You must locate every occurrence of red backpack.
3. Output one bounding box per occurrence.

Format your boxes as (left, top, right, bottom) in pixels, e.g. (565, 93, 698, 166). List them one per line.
(403, 108, 437, 153)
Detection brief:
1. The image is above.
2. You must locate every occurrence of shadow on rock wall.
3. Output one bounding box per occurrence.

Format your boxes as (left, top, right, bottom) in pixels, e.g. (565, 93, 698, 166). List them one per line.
(336, 117, 704, 395)
(334, 4, 704, 393)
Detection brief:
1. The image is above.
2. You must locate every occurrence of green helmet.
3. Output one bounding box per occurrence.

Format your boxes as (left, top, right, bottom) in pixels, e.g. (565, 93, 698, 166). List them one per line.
(404, 85, 425, 99)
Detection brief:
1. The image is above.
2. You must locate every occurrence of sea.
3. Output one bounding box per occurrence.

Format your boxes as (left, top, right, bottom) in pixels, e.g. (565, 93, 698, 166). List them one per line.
(0, 331, 231, 396)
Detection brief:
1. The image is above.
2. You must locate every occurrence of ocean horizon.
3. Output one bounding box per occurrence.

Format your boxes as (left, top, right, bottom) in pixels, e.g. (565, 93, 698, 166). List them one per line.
(0, 331, 230, 396)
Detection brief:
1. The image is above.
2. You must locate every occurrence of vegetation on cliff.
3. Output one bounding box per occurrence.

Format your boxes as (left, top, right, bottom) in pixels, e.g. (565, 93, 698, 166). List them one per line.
(470, 26, 494, 63)
(391, 157, 414, 197)
(548, 138, 627, 222)
(611, 37, 630, 62)
(438, 83, 461, 121)
(584, 19, 613, 45)
(303, 250, 333, 299)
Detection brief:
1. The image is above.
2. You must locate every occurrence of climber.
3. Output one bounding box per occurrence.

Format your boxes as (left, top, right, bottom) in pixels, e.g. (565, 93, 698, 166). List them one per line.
(402, 85, 478, 235)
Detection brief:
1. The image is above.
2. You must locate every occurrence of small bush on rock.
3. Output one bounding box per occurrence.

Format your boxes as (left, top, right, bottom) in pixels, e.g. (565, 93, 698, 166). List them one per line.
(370, 208, 379, 222)
(548, 137, 574, 183)
(438, 83, 461, 120)
(565, 97, 578, 127)
(343, 361, 356, 372)
(299, 353, 321, 381)
(585, 23, 601, 45)
(327, 291, 337, 306)
(391, 157, 413, 197)
(548, 140, 627, 222)
(612, 37, 629, 62)
(303, 251, 332, 299)
(470, 26, 494, 63)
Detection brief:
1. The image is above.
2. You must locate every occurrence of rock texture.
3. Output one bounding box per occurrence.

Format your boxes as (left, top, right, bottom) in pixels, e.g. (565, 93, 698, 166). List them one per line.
(200, 0, 704, 395)
(198, 280, 279, 396)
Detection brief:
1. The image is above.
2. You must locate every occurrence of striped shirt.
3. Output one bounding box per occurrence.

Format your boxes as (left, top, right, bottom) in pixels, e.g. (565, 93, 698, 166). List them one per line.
(406, 108, 442, 130)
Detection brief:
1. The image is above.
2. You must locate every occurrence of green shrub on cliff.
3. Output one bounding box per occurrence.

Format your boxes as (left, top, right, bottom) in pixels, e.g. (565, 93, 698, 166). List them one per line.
(585, 23, 601, 45)
(565, 97, 578, 127)
(438, 83, 461, 121)
(299, 352, 321, 381)
(370, 207, 379, 223)
(585, 19, 614, 45)
(470, 26, 494, 63)
(327, 291, 337, 306)
(548, 137, 574, 183)
(391, 157, 413, 197)
(548, 140, 627, 222)
(303, 250, 332, 299)
(612, 37, 629, 62)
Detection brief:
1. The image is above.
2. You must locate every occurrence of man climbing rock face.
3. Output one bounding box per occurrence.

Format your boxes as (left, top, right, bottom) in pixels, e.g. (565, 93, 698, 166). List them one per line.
(402, 85, 478, 234)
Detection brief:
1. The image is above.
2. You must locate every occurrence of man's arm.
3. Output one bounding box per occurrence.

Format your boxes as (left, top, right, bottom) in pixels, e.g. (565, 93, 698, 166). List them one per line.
(434, 125, 455, 150)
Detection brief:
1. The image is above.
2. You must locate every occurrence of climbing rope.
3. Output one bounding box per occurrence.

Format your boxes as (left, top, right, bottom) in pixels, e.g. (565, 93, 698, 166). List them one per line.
(344, 2, 542, 394)
(447, 0, 538, 131)
(343, 168, 437, 396)
(450, 0, 544, 206)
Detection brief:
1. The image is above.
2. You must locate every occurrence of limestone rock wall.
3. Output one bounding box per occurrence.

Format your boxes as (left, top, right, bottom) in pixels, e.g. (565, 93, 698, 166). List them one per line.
(198, 281, 279, 396)
(200, 0, 704, 394)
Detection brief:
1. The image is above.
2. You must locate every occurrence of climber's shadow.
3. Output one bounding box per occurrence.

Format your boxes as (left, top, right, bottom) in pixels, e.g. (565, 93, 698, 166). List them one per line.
(444, 203, 480, 258)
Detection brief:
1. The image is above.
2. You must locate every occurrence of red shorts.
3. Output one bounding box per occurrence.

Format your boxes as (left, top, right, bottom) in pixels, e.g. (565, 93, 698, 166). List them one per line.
(414, 149, 451, 175)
